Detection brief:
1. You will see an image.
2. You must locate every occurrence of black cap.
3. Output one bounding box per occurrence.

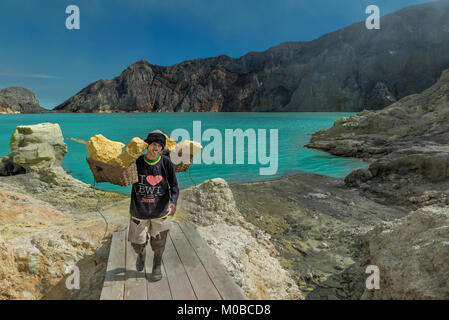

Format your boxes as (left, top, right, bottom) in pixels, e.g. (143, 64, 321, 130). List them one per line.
(144, 130, 166, 149)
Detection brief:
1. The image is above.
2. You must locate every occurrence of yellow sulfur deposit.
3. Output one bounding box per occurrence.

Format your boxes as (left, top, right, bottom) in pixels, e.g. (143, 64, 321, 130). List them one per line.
(164, 134, 177, 151)
(87, 135, 149, 167)
(86, 134, 125, 163)
(113, 137, 148, 167)
(86, 133, 199, 168)
(173, 140, 203, 159)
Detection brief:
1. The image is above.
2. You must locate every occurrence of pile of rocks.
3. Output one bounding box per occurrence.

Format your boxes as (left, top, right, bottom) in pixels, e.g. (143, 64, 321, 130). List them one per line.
(176, 177, 304, 300)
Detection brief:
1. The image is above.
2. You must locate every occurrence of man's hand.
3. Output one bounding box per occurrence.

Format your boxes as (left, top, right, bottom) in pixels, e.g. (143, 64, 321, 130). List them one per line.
(169, 202, 176, 216)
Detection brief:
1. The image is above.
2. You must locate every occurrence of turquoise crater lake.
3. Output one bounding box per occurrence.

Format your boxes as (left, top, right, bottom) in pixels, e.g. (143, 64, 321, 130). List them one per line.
(0, 112, 369, 194)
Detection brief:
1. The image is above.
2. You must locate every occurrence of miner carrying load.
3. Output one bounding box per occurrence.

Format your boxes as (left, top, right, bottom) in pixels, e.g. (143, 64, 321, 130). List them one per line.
(85, 130, 202, 281)
(128, 130, 179, 281)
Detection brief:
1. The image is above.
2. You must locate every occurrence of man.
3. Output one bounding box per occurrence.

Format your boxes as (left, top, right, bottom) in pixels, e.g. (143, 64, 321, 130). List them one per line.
(128, 130, 179, 282)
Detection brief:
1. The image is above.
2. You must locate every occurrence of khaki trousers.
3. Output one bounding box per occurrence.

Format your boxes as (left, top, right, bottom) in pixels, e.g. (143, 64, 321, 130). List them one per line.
(128, 216, 172, 255)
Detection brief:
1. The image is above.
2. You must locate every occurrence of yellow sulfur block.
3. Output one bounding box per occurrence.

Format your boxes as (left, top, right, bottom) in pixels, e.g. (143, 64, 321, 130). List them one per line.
(113, 137, 148, 167)
(173, 140, 203, 158)
(86, 134, 125, 163)
(164, 134, 177, 151)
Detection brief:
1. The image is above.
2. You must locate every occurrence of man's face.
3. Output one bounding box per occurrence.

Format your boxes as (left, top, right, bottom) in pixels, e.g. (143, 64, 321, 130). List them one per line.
(147, 142, 163, 158)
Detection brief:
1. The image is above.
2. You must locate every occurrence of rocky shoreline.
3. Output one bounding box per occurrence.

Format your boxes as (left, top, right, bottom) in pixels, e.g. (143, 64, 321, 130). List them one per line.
(1, 109, 449, 299)
(0, 122, 305, 300)
(301, 67, 449, 299)
(229, 172, 406, 299)
(2, 168, 448, 300)
(305, 68, 449, 209)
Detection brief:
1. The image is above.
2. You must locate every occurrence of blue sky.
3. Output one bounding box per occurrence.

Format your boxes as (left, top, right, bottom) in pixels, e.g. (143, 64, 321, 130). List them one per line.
(0, 0, 434, 109)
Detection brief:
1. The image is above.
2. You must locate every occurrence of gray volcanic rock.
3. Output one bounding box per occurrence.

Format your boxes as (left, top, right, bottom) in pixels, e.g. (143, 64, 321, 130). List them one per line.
(0, 87, 47, 113)
(365, 82, 397, 109)
(0, 98, 15, 114)
(55, 1, 449, 112)
(0, 123, 87, 187)
(306, 67, 449, 207)
(9, 123, 68, 172)
(55, 57, 242, 112)
(361, 205, 449, 300)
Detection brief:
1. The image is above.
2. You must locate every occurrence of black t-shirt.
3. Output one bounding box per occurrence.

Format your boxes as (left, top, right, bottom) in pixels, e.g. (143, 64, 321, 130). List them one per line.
(129, 154, 179, 219)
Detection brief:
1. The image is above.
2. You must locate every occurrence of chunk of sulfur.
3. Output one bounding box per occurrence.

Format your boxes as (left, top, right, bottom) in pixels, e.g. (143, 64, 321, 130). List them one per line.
(86, 134, 125, 163)
(113, 137, 148, 167)
(173, 140, 203, 159)
(164, 134, 177, 152)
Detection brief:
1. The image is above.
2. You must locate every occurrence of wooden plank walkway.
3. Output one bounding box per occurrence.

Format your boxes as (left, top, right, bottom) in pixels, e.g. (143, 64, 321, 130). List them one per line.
(100, 221, 247, 300)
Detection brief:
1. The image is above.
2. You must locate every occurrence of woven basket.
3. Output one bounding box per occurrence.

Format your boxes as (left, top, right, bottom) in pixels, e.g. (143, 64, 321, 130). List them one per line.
(170, 153, 194, 173)
(87, 153, 194, 186)
(86, 158, 138, 186)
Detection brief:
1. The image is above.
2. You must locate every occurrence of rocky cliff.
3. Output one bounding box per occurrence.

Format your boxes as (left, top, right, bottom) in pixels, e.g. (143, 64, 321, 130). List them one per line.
(306, 65, 449, 208)
(54, 1, 449, 113)
(0, 87, 48, 114)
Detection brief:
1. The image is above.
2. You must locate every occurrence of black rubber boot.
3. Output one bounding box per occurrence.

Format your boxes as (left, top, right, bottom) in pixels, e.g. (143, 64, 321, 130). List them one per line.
(151, 252, 163, 282)
(136, 246, 146, 272)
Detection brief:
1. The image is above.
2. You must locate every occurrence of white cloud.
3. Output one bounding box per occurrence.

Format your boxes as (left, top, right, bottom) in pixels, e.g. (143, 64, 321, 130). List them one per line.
(0, 72, 59, 79)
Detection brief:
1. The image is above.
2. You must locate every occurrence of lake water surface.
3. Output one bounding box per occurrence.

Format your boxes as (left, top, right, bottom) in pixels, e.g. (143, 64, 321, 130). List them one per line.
(0, 112, 369, 194)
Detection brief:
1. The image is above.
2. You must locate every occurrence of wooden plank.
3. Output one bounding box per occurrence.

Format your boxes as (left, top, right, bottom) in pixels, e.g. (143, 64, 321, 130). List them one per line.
(178, 222, 247, 300)
(146, 243, 172, 300)
(101, 229, 126, 300)
(100, 283, 124, 300)
(124, 230, 148, 300)
(170, 222, 221, 300)
(163, 231, 197, 300)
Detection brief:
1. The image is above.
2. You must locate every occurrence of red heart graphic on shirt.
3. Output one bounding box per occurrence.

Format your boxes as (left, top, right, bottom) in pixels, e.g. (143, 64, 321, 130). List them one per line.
(146, 175, 163, 186)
